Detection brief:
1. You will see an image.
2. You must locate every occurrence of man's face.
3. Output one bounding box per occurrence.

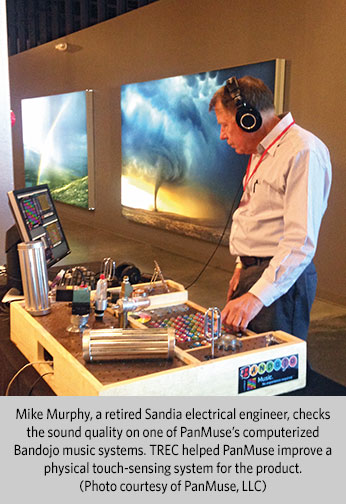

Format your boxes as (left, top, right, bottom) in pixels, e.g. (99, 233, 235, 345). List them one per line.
(214, 101, 258, 155)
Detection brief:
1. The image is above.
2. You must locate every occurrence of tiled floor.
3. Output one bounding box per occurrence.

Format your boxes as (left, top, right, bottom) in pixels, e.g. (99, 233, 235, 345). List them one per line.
(310, 298, 346, 321)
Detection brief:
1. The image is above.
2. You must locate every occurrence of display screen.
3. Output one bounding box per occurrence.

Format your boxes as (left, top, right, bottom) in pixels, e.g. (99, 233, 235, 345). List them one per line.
(21, 90, 94, 210)
(8, 184, 70, 267)
(121, 59, 284, 243)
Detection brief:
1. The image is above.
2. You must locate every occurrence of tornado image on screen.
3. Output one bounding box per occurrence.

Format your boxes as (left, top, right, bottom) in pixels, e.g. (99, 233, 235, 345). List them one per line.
(121, 60, 280, 243)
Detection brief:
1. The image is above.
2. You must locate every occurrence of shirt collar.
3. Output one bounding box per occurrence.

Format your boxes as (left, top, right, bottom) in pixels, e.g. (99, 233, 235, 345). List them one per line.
(257, 112, 294, 155)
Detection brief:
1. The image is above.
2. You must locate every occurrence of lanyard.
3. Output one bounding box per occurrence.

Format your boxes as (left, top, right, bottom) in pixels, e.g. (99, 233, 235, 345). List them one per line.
(243, 119, 295, 191)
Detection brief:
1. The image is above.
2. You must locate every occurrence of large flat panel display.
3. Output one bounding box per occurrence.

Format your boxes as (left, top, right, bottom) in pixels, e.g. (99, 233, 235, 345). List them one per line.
(21, 90, 95, 210)
(121, 59, 285, 243)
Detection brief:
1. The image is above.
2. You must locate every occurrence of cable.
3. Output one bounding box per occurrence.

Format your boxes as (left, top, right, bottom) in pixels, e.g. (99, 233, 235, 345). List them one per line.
(185, 179, 243, 290)
(5, 361, 53, 396)
(28, 371, 54, 396)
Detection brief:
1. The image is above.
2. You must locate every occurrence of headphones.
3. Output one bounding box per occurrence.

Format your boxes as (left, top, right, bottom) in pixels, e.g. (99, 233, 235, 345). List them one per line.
(225, 77, 262, 132)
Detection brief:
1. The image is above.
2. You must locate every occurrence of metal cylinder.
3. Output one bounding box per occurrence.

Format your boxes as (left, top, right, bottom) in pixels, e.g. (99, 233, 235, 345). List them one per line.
(17, 241, 51, 316)
(83, 327, 175, 362)
(116, 297, 150, 313)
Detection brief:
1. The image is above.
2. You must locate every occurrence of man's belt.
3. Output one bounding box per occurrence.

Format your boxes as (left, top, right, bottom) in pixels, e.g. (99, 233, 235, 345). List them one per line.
(239, 256, 273, 268)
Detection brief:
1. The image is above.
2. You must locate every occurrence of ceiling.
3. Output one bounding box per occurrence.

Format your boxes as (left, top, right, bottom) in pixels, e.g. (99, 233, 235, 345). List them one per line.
(6, 0, 159, 56)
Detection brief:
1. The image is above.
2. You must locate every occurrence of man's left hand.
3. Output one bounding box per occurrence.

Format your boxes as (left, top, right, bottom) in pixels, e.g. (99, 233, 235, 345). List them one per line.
(221, 292, 264, 331)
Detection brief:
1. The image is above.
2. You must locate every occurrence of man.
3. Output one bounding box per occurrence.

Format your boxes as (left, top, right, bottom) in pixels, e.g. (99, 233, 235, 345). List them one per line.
(209, 76, 332, 340)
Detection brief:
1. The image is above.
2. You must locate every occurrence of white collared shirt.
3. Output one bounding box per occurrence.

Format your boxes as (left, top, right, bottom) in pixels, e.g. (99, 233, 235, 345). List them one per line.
(230, 112, 332, 306)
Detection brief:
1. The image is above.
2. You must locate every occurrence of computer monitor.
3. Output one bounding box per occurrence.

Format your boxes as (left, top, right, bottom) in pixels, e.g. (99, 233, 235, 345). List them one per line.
(7, 185, 70, 290)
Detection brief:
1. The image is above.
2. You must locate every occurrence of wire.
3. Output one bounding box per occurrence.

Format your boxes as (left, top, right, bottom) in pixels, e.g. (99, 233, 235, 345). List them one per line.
(5, 361, 53, 396)
(28, 371, 54, 396)
(185, 179, 244, 290)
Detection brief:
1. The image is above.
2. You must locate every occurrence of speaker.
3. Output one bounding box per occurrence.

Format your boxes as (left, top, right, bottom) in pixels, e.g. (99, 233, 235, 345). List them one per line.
(115, 262, 141, 285)
(226, 77, 262, 132)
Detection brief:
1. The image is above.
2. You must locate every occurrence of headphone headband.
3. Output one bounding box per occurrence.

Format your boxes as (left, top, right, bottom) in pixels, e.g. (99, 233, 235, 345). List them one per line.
(225, 77, 262, 133)
(225, 77, 244, 107)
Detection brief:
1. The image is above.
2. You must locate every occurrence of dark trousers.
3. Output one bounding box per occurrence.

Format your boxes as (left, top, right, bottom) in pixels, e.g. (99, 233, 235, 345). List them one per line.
(231, 260, 317, 341)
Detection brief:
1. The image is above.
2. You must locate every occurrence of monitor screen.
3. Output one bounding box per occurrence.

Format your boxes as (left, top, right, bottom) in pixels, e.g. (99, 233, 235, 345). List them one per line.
(7, 184, 70, 268)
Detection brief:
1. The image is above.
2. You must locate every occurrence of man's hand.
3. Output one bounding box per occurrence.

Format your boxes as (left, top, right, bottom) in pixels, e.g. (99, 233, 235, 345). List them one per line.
(221, 292, 264, 331)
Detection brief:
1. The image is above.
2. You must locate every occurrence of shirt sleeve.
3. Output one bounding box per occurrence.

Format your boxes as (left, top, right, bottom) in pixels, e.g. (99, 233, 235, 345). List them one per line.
(249, 147, 332, 306)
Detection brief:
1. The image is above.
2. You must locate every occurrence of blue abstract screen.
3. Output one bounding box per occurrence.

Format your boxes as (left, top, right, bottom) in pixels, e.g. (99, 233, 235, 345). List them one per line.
(121, 60, 278, 242)
(22, 91, 89, 209)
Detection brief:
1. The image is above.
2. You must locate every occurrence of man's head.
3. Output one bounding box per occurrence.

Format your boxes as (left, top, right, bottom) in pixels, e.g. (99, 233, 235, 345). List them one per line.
(209, 75, 275, 116)
(209, 76, 276, 155)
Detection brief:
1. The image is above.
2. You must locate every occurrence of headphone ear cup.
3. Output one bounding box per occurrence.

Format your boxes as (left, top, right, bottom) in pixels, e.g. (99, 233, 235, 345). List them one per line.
(114, 262, 131, 280)
(121, 265, 141, 285)
(236, 106, 262, 132)
(115, 262, 141, 284)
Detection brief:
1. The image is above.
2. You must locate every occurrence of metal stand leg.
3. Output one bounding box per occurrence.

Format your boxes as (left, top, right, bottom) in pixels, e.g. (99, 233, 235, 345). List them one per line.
(204, 307, 221, 359)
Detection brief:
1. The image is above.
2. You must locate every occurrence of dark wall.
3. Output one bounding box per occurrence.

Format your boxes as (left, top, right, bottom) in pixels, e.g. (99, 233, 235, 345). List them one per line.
(0, 0, 14, 265)
(9, 0, 346, 304)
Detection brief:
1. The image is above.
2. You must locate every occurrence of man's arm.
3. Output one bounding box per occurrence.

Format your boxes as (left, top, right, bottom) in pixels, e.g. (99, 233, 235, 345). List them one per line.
(223, 262, 263, 330)
(226, 262, 242, 301)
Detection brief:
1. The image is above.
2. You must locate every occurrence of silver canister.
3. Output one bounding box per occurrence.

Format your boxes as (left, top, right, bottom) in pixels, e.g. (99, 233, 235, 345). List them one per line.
(82, 327, 175, 362)
(17, 241, 51, 316)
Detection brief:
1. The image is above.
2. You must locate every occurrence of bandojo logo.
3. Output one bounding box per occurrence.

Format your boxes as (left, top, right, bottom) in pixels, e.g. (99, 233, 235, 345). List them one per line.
(241, 355, 298, 379)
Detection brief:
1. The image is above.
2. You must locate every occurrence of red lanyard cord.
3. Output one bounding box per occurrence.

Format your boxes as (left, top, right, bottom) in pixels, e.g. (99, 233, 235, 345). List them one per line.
(243, 119, 295, 191)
